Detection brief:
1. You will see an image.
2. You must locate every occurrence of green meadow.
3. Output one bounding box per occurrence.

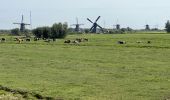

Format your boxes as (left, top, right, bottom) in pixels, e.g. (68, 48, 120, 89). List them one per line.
(0, 33, 170, 100)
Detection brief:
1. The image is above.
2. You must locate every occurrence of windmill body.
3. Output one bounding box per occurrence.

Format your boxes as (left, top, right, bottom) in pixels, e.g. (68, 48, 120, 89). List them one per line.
(145, 24, 150, 30)
(13, 15, 30, 32)
(87, 16, 103, 33)
(116, 24, 120, 30)
(113, 20, 121, 30)
(71, 18, 84, 32)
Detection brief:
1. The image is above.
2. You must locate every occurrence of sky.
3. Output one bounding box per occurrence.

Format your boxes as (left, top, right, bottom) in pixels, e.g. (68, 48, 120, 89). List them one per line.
(0, 0, 170, 29)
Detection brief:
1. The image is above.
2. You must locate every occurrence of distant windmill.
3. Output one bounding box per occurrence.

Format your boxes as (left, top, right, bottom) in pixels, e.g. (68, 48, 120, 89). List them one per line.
(13, 15, 30, 32)
(71, 18, 84, 32)
(152, 24, 160, 30)
(113, 20, 120, 30)
(145, 24, 150, 30)
(87, 16, 103, 33)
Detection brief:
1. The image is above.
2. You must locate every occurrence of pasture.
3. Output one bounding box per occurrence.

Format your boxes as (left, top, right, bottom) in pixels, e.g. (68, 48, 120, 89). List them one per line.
(0, 33, 170, 100)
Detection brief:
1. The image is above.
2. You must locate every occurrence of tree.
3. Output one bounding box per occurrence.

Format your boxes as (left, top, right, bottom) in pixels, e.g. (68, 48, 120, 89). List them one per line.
(51, 23, 68, 39)
(165, 20, 170, 33)
(42, 27, 51, 39)
(11, 28, 20, 35)
(32, 27, 43, 38)
(32, 23, 68, 40)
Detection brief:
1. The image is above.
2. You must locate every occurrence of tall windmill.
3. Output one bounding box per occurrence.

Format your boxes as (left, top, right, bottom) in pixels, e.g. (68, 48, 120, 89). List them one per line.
(87, 16, 103, 33)
(13, 15, 30, 32)
(71, 18, 84, 32)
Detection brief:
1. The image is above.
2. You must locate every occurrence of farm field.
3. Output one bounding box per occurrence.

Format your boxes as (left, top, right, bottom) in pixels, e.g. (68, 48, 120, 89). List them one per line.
(0, 33, 170, 100)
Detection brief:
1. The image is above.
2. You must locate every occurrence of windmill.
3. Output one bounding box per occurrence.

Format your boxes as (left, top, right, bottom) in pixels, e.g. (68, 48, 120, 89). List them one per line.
(145, 24, 150, 30)
(13, 15, 30, 32)
(71, 18, 84, 32)
(113, 20, 120, 30)
(87, 16, 103, 33)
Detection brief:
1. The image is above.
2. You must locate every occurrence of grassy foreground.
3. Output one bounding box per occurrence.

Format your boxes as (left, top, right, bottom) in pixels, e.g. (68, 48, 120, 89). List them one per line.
(0, 33, 170, 100)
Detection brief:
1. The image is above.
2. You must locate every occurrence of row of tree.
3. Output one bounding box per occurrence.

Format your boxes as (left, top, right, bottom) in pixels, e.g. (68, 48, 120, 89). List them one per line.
(10, 23, 68, 40)
(165, 20, 170, 33)
(32, 23, 68, 40)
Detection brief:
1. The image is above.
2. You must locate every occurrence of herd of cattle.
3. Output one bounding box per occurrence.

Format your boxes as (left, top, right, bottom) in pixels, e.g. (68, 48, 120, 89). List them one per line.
(64, 38, 89, 44)
(0, 37, 51, 43)
(0, 37, 151, 45)
(117, 40, 151, 44)
(0, 37, 89, 44)
(0, 37, 39, 43)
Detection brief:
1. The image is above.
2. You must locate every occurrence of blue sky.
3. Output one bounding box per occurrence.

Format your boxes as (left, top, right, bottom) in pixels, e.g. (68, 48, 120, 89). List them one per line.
(0, 0, 170, 29)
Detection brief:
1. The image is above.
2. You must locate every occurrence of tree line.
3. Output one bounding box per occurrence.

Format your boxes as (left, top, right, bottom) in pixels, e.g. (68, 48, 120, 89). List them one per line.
(11, 22, 68, 40)
(10, 21, 170, 35)
(33, 23, 68, 40)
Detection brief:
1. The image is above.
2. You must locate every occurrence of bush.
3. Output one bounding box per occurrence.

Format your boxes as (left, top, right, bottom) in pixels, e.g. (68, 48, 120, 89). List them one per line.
(32, 27, 43, 38)
(51, 23, 68, 39)
(42, 27, 51, 39)
(11, 28, 20, 35)
(32, 23, 68, 40)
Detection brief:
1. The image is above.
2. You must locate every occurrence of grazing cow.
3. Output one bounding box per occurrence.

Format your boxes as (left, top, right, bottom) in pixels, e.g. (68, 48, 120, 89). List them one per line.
(76, 38, 89, 42)
(26, 39, 31, 42)
(76, 38, 83, 42)
(44, 39, 51, 43)
(72, 40, 79, 44)
(15, 38, 23, 43)
(84, 38, 89, 42)
(1, 38, 5, 42)
(147, 41, 151, 44)
(43, 38, 47, 40)
(34, 38, 39, 41)
(117, 41, 126, 44)
(64, 40, 71, 43)
(136, 41, 142, 43)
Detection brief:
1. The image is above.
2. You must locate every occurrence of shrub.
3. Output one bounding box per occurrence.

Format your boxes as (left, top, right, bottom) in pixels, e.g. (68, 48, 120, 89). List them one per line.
(32, 23, 68, 40)
(32, 27, 43, 38)
(11, 28, 20, 35)
(50, 23, 68, 39)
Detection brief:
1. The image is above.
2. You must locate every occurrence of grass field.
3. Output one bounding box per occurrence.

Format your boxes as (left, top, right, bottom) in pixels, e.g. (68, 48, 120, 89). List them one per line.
(0, 33, 170, 100)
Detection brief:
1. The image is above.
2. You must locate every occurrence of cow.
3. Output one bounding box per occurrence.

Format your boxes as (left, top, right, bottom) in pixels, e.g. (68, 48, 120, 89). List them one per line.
(84, 38, 89, 42)
(34, 38, 39, 41)
(44, 39, 51, 43)
(1, 38, 5, 42)
(26, 39, 31, 42)
(72, 40, 79, 44)
(136, 41, 142, 43)
(76, 38, 83, 42)
(64, 40, 71, 43)
(147, 41, 151, 44)
(76, 38, 89, 42)
(15, 38, 23, 43)
(117, 41, 126, 44)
